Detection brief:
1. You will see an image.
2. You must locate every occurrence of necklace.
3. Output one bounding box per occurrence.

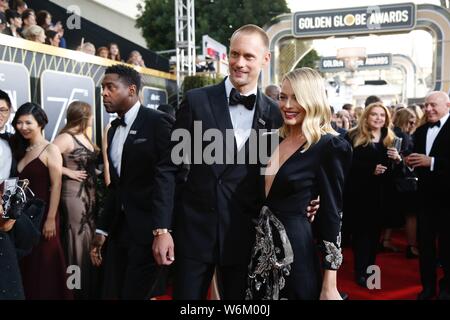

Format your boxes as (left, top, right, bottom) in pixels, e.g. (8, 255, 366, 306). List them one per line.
(26, 142, 44, 152)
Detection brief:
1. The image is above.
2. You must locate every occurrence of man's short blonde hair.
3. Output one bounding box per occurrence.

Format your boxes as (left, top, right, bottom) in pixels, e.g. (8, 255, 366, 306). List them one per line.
(230, 24, 269, 50)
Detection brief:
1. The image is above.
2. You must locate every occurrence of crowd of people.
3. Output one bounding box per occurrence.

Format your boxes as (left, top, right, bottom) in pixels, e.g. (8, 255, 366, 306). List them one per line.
(1, 22, 450, 301)
(0, 0, 146, 67)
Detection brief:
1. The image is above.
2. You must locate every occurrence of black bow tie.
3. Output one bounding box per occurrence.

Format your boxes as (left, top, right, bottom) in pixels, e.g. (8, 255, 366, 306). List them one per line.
(229, 88, 256, 110)
(428, 121, 441, 129)
(111, 117, 127, 128)
(0, 132, 9, 140)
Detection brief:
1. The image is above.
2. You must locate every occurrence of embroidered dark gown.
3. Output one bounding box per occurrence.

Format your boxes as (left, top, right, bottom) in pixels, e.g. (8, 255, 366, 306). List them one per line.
(249, 134, 352, 300)
(60, 135, 98, 299)
(19, 154, 73, 300)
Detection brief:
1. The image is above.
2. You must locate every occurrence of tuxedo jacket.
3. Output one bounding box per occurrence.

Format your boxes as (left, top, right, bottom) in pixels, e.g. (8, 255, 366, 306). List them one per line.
(0, 133, 17, 177)
(155, 80, 283, 265)
(413, 116, 450, 210)
(97, 106, 174, 245)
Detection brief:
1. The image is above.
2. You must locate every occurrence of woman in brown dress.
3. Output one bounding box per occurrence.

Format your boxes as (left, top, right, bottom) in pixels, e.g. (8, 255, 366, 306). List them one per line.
(12, 102, 72, 300)
(54, 101, 99, 299)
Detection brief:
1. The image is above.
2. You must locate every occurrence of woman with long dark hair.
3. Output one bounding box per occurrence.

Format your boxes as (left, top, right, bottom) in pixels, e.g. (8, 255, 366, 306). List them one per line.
(53, 101, 99, 299)
(11, 102, 72, 299)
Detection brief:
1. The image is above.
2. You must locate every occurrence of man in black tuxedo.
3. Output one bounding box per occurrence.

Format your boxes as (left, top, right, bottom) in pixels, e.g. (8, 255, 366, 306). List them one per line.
(152, 25, 318, 299)
(90, 65, 173, 299)
(406, 91, 450, 300)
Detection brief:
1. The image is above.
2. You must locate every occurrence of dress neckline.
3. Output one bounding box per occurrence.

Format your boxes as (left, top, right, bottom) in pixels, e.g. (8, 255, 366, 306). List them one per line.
(18, 156, 46, 174)
(265, 140, 306, 200)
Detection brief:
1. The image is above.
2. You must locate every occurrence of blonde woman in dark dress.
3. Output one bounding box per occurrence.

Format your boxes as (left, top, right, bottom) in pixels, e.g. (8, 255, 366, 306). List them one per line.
(54, 101, 99, 299)
(248, 68, 352, 300)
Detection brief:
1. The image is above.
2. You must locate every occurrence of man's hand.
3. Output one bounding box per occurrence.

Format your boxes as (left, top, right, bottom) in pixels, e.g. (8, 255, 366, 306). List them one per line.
(306, 196, 320, 222)
(405, 153, 432, 169)
(90, 233, 106, 267)
(152, 233, 175, 266)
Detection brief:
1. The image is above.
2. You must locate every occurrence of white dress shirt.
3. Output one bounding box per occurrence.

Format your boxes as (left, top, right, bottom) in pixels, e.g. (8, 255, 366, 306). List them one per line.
(109, 101, 141, 177)
(0, 138, 12, 179)
(426, 112, 449, 171)
(225, 77, 257, 151)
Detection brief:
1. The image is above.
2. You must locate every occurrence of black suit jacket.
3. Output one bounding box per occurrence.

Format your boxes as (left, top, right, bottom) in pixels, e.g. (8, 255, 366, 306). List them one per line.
(412, 117, 450, 211)
(0, 133, 17, 177)
(155, 80, 283, 265)
(97, 106, 174, 245)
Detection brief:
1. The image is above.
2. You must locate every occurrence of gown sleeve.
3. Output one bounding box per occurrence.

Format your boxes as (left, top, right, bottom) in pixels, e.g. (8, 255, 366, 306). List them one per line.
(316, 135, 353, 270)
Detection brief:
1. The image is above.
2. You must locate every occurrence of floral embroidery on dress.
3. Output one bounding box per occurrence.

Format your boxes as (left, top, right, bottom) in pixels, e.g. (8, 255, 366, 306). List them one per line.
(323, 240, 343, 270)
(246, 206, 293, 300)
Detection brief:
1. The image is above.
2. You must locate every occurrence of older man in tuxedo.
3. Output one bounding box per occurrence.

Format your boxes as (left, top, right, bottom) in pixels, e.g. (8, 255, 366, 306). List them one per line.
(406, 91, 450, 300)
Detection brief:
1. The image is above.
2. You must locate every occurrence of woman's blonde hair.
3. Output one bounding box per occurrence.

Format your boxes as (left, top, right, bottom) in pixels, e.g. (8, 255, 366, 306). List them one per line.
(393, 108, 416, 132)
(279, 67, 337, 151)
(23, 25, 45, 41)
(348, 102, 395, 148)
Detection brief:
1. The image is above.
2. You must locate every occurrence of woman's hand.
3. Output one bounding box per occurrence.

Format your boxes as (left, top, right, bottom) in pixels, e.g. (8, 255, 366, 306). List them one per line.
(0, 217, 16, 232)
(387, 147, 401, 163)
(320, 287, 343, 300)
(66, 169, 88, 182)
(42, 217, 57, 240)
(374, 164, 388, 175)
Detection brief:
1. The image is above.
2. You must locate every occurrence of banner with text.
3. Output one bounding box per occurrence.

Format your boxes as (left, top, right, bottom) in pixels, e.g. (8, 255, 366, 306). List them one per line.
(293, 3, 416, 38)
(319, 54, 393, 72)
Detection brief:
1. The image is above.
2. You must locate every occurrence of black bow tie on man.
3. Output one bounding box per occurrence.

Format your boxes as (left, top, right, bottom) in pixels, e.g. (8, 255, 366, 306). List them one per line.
(229, 88, 256, 110)
(111, 117, 127, 128)
(428, 121, 441, 129)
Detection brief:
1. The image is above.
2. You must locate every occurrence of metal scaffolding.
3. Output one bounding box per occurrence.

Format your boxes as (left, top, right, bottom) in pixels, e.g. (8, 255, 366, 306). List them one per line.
(175, 0, 196, 103)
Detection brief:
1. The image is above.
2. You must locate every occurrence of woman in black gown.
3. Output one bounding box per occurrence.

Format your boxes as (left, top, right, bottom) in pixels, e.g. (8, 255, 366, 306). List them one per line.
(343, 102, 402, 287)
(247, 68, 352, 300)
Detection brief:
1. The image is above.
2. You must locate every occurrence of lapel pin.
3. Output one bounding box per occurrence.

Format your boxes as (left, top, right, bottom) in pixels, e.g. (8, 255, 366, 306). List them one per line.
(258, 118, 266, 126)
(130, 130, 137, 135)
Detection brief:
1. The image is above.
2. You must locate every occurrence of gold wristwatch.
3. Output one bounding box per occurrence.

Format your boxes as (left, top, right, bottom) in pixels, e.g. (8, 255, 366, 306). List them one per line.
(152, 228, 171, 237)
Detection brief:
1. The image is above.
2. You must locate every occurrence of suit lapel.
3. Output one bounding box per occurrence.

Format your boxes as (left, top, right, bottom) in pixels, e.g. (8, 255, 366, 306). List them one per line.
(430, 116, 450, 156)
(120, 106, 145, 176)
(107, 123, 120, 183)
(207, 82, 235, 175)
(208, 81, 234, 140)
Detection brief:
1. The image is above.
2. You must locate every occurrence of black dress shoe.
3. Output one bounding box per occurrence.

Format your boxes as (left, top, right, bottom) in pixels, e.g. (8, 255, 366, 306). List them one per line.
(417, 289, 436, 300)
(438, 290, 450, 300)
(339, 291, 349, 300)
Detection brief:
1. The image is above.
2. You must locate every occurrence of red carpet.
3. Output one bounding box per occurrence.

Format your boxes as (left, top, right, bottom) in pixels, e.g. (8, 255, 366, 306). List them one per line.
(337, 229, 442, 300)
(155, 230, 441, 300)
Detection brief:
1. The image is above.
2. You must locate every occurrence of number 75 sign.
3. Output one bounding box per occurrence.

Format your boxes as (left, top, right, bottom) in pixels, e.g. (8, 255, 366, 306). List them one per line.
(40, 70, 95, 142)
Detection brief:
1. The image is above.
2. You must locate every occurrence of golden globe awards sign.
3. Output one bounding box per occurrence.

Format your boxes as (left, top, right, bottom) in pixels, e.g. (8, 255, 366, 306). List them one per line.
(319, 54, 392, 72)
(293, 3, 416, 37)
